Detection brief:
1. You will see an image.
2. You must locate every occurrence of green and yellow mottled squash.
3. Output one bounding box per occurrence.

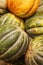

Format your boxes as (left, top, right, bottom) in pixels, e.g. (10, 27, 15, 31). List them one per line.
(0, 24, 29, 61)
(0, 0, 7, 14)
(25, 35, 43, 65)
(0, 13, 24, 29)
(25, 16, 43, 35)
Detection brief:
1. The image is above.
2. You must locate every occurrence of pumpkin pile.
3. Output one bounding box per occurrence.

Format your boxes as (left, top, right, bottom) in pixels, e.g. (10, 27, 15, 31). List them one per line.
(0, 0, 43, 65)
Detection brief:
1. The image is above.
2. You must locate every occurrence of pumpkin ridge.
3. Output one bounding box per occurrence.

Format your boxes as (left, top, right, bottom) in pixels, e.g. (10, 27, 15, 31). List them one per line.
(27, 27, 43, 34)
(0, 29, 16, 39)
(14, 0, 35, 16)
(0, 29, 21, 55)
(0, 14, 9, 26)
(0, 29, 19, 42)
(6, 32, 28, 60)
(0, 32, 24, 59)
(20, 0, 40, 18)
(19, 0, 35, 16)
(5, 14, 14, 24)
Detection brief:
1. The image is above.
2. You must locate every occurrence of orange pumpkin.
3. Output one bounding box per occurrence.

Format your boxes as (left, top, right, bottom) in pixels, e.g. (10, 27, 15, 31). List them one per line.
(7, 0, 40, 18)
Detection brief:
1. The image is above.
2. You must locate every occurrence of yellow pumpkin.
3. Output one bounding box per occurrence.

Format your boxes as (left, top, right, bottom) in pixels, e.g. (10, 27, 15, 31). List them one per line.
(7, 0, 40, 18)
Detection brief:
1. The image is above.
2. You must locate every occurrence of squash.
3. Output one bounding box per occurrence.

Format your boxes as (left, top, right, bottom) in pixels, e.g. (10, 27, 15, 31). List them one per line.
(25, 15, 43, 35)
(25, 35, 43, 65)
(7, 0, 40, 18)
(0, 13, 25, 29)
(0, 24, 29, 61)
(0, 0, 7, 14)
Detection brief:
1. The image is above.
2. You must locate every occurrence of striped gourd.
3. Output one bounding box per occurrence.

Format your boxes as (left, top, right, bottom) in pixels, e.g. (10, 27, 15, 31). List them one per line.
(0, 24, 29, 61)
(25, 35, 43, 65)
(25, 16, 43, 35)
(0, 13, 24, 29)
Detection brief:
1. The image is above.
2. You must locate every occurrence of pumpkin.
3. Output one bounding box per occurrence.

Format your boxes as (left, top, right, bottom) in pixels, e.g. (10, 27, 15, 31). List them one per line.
(0, 24, 29, 61)
(0, 13, 25, 29)
(0, 0, 7, 14)
(25, 15, 43, 35)
(25, 35, 43, 65)
(7, 0, 40, 18)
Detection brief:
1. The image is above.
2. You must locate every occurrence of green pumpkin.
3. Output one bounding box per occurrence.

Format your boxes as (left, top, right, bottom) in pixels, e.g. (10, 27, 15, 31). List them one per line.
(0, 0, 7, 14)
(0, 13, 25, 29)
(0, 24, 29, 61)
(25, 35, 43, 65)
(25, 16, 43, 35)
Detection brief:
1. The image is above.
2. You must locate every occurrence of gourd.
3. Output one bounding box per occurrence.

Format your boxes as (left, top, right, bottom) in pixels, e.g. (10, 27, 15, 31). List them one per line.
(7, 0, 40, 18)
(25, 16, 43, 35)
(25, 35, 43, 65)
(0, 24, 29, 61)
(0, 0, 7, 14)
(0, 13, 24, 29)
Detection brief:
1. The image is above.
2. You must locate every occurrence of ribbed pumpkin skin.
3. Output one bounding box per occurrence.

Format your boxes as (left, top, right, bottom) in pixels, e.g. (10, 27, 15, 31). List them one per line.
(0, 13, 24, 29)
(25, 35, 43, 65)
(0, 24, 29, 61)
(0, 0, 7, 14)
(7, 0, 40, 18)
(25, 16, 43, 35)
